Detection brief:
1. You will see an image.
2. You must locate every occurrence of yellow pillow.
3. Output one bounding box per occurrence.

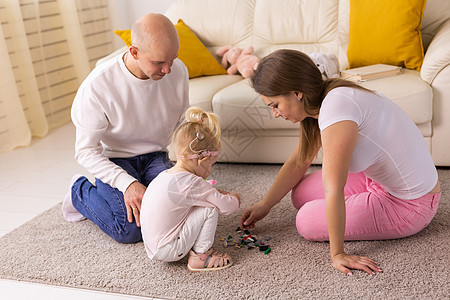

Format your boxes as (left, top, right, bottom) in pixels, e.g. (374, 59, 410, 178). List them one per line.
(113, 19, 226, 78)
(347, 0, 426, 71)
(114, 29, 132, 47)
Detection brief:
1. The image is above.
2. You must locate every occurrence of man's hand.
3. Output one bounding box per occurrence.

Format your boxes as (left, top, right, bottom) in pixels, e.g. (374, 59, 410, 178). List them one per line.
(124, 181, 146, 227)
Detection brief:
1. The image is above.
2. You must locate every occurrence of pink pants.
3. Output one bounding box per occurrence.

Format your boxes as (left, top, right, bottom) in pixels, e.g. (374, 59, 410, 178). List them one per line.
(292, 171, 441, 241)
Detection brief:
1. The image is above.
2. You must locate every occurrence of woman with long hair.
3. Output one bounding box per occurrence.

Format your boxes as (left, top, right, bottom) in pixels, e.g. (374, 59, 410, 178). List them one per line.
(240, 49, 441, 276)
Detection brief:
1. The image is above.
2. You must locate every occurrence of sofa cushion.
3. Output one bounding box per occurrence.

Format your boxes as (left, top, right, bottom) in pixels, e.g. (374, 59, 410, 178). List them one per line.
(347, 0, 426, 71)
(189, 75, 243, 111)
(212, 79, 300, 131)
(422, 0, 450, 50)
(165, 0, 254, 50)
(253, 0, 340, 58)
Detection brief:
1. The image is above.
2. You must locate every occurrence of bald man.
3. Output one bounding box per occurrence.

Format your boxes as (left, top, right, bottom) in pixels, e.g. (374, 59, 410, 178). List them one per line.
(64, 14, 189, 244)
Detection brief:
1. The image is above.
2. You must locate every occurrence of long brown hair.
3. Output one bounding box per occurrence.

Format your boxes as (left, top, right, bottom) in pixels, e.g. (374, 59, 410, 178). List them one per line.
(251, 49, 371, 163)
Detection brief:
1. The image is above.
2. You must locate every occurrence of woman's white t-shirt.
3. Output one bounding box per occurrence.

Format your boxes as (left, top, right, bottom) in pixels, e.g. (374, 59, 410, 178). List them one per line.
(318, 87, 437, 200)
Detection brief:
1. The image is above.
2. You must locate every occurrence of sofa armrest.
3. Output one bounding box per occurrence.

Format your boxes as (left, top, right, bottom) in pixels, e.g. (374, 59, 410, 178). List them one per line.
(95, 46, 127, 67)
(421, 19, 450, 84)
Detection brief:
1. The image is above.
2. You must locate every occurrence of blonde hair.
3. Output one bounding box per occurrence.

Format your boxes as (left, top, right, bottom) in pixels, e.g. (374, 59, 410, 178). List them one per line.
(171, 107, 221, 158)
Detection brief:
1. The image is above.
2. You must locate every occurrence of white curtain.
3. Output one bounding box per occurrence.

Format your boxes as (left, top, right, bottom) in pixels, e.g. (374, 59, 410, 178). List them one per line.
(0, 0, 121, 153)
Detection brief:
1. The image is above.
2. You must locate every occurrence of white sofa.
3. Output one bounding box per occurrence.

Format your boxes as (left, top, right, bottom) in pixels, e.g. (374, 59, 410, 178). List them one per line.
(163, 0, 450, 165)
(103, 0, 450, 165)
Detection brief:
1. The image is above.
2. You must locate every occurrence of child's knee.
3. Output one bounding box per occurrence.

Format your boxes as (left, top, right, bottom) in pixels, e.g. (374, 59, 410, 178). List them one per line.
(204, 207, 218, 219)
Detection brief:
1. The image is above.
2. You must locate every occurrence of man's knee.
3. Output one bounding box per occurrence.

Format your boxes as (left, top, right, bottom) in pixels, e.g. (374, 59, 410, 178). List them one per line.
(111, 226, 142, 244)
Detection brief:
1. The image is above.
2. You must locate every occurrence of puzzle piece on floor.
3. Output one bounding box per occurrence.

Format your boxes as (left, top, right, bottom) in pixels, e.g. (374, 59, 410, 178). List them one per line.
(220, 227, 272, 254)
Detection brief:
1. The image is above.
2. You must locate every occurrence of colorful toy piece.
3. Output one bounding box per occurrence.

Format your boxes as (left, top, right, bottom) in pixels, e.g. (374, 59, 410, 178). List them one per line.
(221, 227, 272, 254)
(205, 179, 217, 185)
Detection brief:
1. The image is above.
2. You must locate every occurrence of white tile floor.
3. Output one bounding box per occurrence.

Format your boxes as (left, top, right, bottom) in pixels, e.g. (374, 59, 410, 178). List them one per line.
(0, 123, 156, 299)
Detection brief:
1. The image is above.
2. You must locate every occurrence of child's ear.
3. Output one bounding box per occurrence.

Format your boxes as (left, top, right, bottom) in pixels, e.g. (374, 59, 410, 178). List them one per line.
(197, 156, 209, 166)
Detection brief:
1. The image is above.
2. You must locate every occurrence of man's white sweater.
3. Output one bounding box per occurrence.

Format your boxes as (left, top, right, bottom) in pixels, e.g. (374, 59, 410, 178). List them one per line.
(71, 52, 189, 193)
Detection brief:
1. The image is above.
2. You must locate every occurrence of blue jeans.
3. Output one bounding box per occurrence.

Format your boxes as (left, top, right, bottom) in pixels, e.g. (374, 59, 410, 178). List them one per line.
(71, 151, 172, 244)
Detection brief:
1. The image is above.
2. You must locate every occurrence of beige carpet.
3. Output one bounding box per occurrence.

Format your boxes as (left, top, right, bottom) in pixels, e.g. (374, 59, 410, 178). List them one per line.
(0, 164, 449, 299)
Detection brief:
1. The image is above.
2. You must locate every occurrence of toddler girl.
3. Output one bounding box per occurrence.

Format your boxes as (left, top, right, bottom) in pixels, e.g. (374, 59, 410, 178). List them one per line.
(140, 107, 240, 272)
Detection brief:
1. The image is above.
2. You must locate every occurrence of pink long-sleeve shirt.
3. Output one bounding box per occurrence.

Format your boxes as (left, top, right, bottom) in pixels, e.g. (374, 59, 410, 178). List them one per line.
(140, 170, 240, 259)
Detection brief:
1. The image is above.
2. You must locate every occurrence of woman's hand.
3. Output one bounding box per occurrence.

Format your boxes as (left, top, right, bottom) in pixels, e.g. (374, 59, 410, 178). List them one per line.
(240, 202, 271, 229)
(331, 252, 382, 276)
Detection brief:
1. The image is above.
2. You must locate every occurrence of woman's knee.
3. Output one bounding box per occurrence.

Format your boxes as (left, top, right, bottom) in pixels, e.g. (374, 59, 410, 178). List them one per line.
(295, 205, 328, 242)
(291, 183, 303, 210)
(295, 210, 314, 241)
(291, 171, 324, 210)
(291, 180, 313, 210)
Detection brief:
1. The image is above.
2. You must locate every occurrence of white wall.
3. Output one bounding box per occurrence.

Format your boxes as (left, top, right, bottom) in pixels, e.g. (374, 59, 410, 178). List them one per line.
(114, 0, 177, 29)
